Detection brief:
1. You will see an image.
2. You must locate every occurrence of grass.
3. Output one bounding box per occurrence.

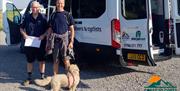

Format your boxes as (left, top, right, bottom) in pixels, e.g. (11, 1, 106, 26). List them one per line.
(0, 11, 2, 31)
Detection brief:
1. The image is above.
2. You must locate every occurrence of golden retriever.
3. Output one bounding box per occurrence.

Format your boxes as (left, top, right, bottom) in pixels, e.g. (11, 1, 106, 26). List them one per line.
(34, 64, 80, 91)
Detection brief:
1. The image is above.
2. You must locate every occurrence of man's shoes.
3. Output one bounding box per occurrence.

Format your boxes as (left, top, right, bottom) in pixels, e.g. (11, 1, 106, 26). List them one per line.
(41, 75, 46, 80)
(23, 80, 33, 86)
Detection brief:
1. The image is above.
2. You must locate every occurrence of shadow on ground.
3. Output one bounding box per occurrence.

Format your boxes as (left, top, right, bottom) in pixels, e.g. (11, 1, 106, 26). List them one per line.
(0, 45, 155, 90)
(19, 86, 42, 91)
(78, 62, 154, 80)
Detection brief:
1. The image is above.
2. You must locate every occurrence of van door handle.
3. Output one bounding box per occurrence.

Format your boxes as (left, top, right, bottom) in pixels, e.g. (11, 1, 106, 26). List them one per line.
(75, 21, 82, 24)
(149, 28, 153, 33)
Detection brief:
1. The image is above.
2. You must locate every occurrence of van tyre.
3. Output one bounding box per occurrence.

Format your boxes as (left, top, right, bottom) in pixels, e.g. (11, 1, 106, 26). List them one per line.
(112, 55, 127, 67)
(118, 56, 127, 67)
(73, 39, 84, 68)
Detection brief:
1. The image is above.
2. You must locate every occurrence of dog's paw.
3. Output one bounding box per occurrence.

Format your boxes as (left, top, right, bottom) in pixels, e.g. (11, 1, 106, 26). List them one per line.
(34, 76, 52, 86)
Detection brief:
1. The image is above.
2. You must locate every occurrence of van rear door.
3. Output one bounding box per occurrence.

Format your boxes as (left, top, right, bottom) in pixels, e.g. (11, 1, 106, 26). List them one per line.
(120, 0, 156, 66)
(171, 0, 180, 55)
(3, 1, 22, 45)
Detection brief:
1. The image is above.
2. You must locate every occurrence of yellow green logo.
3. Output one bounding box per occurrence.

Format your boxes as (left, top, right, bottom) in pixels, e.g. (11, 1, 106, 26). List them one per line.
(144, 75, 177, 91)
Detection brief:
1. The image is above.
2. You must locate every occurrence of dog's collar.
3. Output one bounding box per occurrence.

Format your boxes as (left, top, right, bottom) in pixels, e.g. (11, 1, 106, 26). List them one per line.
(67, 71, 75, 88)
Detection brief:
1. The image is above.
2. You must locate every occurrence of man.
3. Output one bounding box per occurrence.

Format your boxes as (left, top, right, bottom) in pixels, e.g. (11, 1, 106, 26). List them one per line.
(47, 0, 75, 75)
(20, 1, 48, 86)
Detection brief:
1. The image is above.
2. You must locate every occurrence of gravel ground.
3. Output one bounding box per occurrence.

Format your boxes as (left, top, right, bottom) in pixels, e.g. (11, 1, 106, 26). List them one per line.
(0, 45, 179, 91)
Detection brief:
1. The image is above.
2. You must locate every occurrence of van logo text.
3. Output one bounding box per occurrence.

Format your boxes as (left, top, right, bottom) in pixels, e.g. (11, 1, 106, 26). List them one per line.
(75, 26, 102, 32)
(131, 31, 145, 40)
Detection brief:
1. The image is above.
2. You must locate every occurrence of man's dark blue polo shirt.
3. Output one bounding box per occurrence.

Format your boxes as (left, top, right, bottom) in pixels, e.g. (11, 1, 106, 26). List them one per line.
(49, 11, 75, 34)
(20, 13, 48, 37)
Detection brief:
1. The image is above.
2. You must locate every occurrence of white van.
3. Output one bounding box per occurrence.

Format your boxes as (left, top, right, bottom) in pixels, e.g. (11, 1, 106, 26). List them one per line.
(70, 0, 172, 66)
(2, 0, 174, 66)
(120, 0, 172, 66)
(170, 0, 180, 55)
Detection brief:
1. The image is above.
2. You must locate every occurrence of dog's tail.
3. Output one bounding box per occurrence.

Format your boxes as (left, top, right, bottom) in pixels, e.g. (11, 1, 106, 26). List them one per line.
(34, 76, 52, 86)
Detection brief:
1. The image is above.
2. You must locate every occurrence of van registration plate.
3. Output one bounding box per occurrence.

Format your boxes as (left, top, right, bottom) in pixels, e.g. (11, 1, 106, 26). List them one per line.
(127, 53, 146, 61)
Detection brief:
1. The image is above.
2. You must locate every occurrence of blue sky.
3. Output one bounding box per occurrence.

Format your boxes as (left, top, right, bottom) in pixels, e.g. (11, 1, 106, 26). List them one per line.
(0, 0, 30, 10)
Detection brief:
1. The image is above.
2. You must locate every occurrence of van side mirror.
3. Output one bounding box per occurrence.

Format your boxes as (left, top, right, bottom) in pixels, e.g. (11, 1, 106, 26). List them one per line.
(13, 15, 21, 25)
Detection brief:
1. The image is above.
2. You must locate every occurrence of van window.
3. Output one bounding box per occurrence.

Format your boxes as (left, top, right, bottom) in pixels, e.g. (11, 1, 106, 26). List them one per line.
(121, 0, 147, 19)
(50, 0, 56, 6)
(6, 3, 21, 22)
(71, 0, 106, 18)
(178, 0, 180, 15)
(151, 0, 163, 15)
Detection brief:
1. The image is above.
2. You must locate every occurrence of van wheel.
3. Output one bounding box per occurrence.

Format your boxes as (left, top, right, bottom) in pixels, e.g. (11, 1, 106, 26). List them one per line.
(112, 55, 127, 67)
(74, 55, 85, 70)
(118, 55, 127, 66)
(74, 47, 83, 65)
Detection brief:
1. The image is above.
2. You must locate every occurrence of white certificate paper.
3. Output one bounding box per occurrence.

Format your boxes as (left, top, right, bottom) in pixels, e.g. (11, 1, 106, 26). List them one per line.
(24, 36, 41, 48)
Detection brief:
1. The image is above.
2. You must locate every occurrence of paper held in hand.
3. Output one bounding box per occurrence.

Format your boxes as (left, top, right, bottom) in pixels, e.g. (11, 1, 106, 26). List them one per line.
(24, 36, 41, 48)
